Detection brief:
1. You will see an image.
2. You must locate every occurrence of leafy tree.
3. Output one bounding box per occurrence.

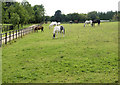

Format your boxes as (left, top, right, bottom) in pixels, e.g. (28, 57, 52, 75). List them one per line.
(79, 14, 87, 22)
(54, 10, 62, 22)
(45, 16, 50, 22)
(87, 11, 99, 20)
(61, 14, 67, 22)
(33, 5, 45, 23)
(10, 13, 20, 27)
(50, 16, 55, 21)
(21, 1, 35, 23)
(112, 13, 119, 21)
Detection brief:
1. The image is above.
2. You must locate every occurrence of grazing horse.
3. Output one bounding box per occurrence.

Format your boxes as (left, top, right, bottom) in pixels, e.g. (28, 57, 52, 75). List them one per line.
(53, 25, 65, 39)
(34, 25, 44, 32)
(69, 21, 73, 24)
(92, 19, 100, 26)
(49, 22, 57, 29)
(49, 22, 61, 29)
(84, 20, 92, 27)
(57, 22, 61, 25)
(74, 20, 78, 24)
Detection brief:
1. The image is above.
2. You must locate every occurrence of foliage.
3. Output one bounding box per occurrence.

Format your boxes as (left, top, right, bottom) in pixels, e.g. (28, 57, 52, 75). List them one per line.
(54, 10, 62, 22)
(112, 13, 119, 21)
(33, 4, 45, 23)
(49, 10, 117, 23)
(2, 1, 45, 28)
(10, 13, 20, 27)
(87, 11, 99, 20)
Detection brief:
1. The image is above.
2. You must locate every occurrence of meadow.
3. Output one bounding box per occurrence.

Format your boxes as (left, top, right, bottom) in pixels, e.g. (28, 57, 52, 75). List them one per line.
(2, 22, 118, 83)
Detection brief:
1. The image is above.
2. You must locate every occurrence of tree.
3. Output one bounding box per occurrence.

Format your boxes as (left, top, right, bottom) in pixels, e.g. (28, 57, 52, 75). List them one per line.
(10, 13, 20, 27)
(79, 14, 87, 22)
(50, 16, 55, 21)
(54, 10, 62, 22)
(45, 16, 50, 22)
(112, 13, 119, 21)
(21, 0, 35, 23)
(87, 11, 99, 20)
(33, 5, 45, 23)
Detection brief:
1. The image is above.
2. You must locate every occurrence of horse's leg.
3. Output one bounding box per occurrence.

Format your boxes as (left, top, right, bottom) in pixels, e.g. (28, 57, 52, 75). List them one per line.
(98, 23, 100, 26)
(41, 28, 43, 32)
(94, 23, 95, 27)
(91, 23, 93, 27)
(84, 23, 85, 27)
(63, 33, 65, 37)
(63, 29, 65, 37)
(56, 31, 58, 38)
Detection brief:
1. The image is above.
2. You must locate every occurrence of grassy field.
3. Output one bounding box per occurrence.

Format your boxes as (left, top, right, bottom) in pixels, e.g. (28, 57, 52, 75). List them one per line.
(2, 22, 118, 83)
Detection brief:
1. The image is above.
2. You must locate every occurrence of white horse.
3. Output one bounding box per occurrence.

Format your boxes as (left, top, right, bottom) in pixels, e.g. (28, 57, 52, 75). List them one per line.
(53, 25, 65, 39)
(57, 22, 61, 25)
(49, 22, 61, 29)
(84, 20, 92, 27)
(49, 22, 57, 29)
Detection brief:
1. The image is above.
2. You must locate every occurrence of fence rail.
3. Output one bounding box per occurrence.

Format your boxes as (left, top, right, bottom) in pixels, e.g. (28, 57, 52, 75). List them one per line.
(0, 25, 38, 47)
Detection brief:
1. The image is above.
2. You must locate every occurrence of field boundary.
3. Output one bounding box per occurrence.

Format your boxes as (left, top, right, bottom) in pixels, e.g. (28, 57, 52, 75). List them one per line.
(0, 25, 38, 47)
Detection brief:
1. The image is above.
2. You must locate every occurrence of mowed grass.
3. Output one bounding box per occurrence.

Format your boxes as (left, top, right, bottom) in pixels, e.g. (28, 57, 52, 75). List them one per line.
(2, 22, 118, 83)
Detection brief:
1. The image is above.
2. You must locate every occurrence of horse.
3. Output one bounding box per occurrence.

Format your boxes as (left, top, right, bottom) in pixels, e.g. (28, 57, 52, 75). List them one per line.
(53, 25, 65, 39)
(69, 21, 73, 24)
(57, 22, 61, 25)
(34, 25, 44, 32)
(74, 20, 78, 24)
(49, 21, 57, 29)
(84, 20, 92, 27)
(91, 19, 100, 26)
(49, 22, 61, 29)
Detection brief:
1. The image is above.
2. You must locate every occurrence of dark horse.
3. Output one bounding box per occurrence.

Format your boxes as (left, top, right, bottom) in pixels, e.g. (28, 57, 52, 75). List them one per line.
(34, 25, 44, 32)
(92, 19, 100, 26)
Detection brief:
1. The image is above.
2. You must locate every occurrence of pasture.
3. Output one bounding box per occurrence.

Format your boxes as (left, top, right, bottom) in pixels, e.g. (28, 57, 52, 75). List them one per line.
(2, 22, 118, 83)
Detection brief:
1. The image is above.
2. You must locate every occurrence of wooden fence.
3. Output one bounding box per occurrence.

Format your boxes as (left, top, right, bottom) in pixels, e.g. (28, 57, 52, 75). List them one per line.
(0, 25, 38, 47)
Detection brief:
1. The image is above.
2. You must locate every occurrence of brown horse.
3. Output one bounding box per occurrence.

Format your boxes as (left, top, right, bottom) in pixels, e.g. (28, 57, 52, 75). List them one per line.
(74, 20, 78, 24)
(34, 25, 44, 32)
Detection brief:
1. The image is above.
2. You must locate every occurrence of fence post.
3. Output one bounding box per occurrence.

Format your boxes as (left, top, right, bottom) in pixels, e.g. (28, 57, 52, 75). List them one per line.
(23, 29, 24, 36)
(2, 26, 3, 33)
(21, 29, 22, 38)
(18, 29, 19, 38)
(5, 33, 7, 44)
(9, 31, 11, 42)
(4, 26, 5, 32)
(0, 34, 2, 47)
(16, 30, 17, 39)
(13, 31, 14, 40)
(7, 26, 8, 31)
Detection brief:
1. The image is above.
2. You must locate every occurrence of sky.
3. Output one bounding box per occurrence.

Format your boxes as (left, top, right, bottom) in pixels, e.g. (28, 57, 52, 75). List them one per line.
(17, 0, 120, 16)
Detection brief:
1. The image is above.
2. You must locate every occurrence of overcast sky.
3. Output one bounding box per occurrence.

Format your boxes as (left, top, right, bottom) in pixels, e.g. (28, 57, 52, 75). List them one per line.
(17, 0, 120, 16)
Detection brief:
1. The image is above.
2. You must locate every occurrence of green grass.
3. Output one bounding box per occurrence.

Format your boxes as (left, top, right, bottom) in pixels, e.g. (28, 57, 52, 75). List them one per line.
(2, 22, 118, 83)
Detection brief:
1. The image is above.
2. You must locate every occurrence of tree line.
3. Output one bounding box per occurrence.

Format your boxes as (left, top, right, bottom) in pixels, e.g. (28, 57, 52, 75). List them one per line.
(45, 10, 119, 23)
(2, 1, 45, 28)
(2, 1, 119, 29)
